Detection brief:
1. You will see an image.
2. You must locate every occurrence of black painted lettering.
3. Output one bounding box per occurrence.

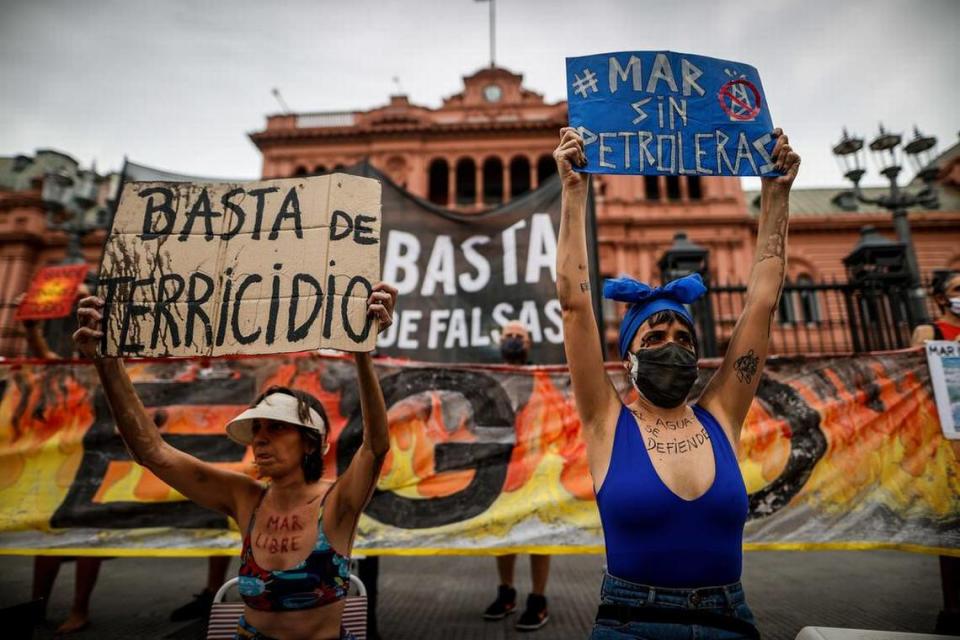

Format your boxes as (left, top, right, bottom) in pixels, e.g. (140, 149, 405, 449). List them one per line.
(247, 187, 279, 239)
(97, 276, 134, 353)
(330, 210, 353, 241)
(118, 277, 155, 353)
(220, 188, 246, 240)
(270, 188, 302, 240)
(231, 274, 263, 344)
(341, 276, 373, 342)
(185, 272, 215, 348)
(138, 187, 175, 240)
(178, 188, 221, 242)
(150, 273, 185, 349)
(215, 268, 234, 347)
(322, 273, 336, 339)
(353, 214, 377, 245)
(288, 273, 323, 342)
(265, 265, 282, 345)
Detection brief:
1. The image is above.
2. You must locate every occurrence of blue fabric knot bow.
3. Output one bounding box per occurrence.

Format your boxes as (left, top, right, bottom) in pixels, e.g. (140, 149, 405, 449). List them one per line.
(603, 273, 707, 358)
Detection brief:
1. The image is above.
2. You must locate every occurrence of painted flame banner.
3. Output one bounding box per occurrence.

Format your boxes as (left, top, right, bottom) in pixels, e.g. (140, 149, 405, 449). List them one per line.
(0, 350, 957, 557)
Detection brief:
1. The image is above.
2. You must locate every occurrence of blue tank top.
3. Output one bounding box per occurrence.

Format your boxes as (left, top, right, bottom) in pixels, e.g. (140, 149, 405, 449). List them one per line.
(595, 404, 748, 588)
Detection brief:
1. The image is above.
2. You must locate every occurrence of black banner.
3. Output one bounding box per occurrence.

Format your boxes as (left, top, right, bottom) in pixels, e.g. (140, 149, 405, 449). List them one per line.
(351, 164, 601, 364)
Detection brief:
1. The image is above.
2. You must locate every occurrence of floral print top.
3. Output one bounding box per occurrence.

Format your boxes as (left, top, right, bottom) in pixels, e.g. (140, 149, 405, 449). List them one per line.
(238, 490, 351, 611)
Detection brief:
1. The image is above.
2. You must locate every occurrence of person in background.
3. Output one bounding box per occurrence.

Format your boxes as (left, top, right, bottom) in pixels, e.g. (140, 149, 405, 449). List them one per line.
(482, 320, 551, 632)
(912, 271, 960, 344)
(910, 269, 960, 634)
(14, 287, 104, 635)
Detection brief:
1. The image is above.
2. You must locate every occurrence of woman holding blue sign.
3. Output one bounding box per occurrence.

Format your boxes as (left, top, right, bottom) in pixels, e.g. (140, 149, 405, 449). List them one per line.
(73, 283, 397, 640)
(555, 126, 799, 639)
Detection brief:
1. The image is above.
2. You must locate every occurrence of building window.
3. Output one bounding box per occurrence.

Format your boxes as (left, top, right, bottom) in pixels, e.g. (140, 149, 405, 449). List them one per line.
(455, 158, 476, 205)
(778, 279, 796, 325)
(428, 158, 449, 205)
(293, 166, 308, 177)
(537, 155, 556, 185)
(688, 176, 702, 200)
(666, 176, 681, 201)
(644, 175, 660, 200)
(797, 274, 820, 324)
(509, 156, 531, 197)
(482, 157, 503, 205)
(313, 164, 327, 174)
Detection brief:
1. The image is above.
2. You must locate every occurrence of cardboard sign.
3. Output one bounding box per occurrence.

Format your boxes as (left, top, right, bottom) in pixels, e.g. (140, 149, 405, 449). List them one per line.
(15, 264, 89, 321)
(925, 340, 960, 440)
(97, 174, 382, 357)
(566, 51, 777, 177)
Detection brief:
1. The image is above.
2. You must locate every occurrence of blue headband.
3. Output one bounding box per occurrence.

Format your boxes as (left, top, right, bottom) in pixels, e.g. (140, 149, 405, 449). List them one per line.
(603, 273, 708, 359)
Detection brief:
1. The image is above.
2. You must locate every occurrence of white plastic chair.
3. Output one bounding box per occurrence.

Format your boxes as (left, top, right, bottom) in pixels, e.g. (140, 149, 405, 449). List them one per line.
(206, 574, 367, 640)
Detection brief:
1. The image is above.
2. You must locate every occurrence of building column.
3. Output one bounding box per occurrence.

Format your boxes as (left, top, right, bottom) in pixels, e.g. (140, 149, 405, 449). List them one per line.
(502, 159, 511, 204)
(657, 176, 668, 203)
(447, 163, 456, 208)
(530, 158, 539, 190)
(679, 177, 690, 202)
(0, 252, 32, 356)
(475, 161, 483, 207)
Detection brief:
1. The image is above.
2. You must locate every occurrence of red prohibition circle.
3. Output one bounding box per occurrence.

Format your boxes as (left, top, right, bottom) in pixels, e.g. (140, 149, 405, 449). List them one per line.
(718, 78, 762, 121)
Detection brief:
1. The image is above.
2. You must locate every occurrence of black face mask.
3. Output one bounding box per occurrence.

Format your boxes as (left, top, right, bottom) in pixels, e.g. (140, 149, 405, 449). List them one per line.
(500, 337, 527, 364)
(628, 343, 699, 409)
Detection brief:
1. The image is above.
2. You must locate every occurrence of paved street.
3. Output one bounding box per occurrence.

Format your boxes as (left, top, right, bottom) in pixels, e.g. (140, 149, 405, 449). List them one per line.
(0, 550, 947, 639)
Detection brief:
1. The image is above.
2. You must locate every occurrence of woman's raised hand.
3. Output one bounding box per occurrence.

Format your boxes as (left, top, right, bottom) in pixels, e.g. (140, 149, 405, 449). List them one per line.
(367, 282, 398, 335)
(73, 296, 105, 359)
(762, 128, 801, 192)
(554, 127, 588, 195)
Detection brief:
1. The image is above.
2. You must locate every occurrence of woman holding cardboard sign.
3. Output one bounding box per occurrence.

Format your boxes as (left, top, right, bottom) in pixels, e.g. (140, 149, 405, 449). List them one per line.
(556, 126, 799, 639)
(74, 282, 397, 640)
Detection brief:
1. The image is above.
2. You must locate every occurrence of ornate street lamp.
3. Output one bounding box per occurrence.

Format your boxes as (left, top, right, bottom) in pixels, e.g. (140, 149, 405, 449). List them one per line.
(832, 124, 941, 325)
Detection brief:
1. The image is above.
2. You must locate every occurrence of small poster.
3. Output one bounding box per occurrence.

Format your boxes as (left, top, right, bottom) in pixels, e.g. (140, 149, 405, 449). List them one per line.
(15, 264, 89, 321)
(925, 340, 960, 440)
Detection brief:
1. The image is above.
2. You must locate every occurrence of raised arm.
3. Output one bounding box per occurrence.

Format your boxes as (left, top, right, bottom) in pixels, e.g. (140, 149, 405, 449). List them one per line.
(13, 293, 58, 359)
(329, 283, 394, 531)
(554, 128, 620, 437)
(73, 297, 259, 521)
(701, 130, 800, 443)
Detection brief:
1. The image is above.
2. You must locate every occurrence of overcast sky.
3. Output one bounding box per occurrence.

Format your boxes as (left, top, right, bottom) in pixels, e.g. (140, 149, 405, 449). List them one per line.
(1, 0, 957, 190)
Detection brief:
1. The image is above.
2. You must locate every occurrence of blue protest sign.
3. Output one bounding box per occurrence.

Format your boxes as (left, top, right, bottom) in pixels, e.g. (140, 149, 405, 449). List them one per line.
(566, 51, 777, 177)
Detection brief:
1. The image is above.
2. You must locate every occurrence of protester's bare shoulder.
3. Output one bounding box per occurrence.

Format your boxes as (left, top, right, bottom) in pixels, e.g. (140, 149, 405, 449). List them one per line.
(911, 324, 935, 347)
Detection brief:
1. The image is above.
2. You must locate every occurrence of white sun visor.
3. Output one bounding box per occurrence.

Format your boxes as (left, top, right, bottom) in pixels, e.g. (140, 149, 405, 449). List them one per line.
(225, 392, 327, 445)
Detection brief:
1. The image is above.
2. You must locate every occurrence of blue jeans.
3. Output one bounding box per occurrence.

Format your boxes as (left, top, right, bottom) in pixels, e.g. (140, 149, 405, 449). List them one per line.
(589, 573, 758, 639)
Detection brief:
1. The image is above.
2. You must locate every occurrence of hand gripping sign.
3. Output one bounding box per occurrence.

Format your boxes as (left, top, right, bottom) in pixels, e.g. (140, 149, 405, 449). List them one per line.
(566, 51, 778, 177)
(97, 174, 382, 357)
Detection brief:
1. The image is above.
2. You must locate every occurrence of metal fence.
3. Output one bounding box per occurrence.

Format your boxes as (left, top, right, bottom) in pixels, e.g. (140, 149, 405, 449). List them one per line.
(0, 279, 946, 360)
(705, 277, 941, 356)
